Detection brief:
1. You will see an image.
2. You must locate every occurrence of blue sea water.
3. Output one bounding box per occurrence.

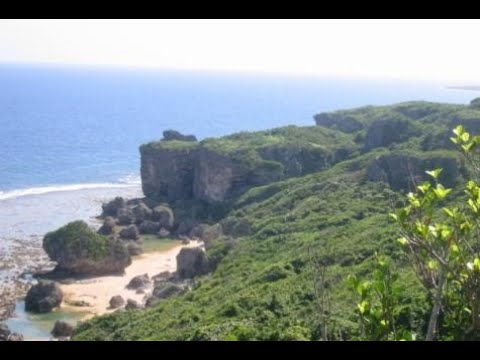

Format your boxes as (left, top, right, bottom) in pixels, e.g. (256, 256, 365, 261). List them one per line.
(0, 63, 477, 196)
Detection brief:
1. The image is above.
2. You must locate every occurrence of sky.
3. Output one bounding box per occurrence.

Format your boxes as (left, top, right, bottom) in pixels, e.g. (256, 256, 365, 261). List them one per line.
(0, 19, 480, 83)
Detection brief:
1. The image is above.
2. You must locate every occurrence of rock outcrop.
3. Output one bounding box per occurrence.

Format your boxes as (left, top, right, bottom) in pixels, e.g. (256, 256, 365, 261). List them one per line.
(162, 130, 197, 142)
(140, 140, 345, 204)
(314, 112, 364, 133)
(119, 225, 140, 241)
(43, 221, 131, 276)
(51, 321, 74, 338)
(366, 153, 460, 191)
(98, 216, 116, 235)
(176, 247, 209, 279)
(125, 299, 141, 310)
(126, 241, 143, 256)
(364, 117, 416, 151)
(152, 205, 175, 229)
(126, 274, 151, 290)
(25, 280, 63, 313)
(138, 220, 161, 234)
(145, 281, 187, 307)
(102, 197, 126, 217)
(109, 295, 125, 309)
(0, 323, 23, 341)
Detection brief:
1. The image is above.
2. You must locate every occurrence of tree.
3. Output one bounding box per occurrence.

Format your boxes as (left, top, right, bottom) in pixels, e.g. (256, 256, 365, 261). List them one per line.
(390, 125, 480, 340)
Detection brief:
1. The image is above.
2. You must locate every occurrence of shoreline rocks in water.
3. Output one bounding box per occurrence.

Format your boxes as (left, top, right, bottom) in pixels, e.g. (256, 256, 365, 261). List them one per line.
(25, 280, 63, 313)
(51, 320, 74, 338)
(43, 221, 131, 277)
(0, 323, 24, 341)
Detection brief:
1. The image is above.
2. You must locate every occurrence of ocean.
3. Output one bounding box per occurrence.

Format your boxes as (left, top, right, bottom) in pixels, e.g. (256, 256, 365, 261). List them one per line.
(0, 63, 478, 291)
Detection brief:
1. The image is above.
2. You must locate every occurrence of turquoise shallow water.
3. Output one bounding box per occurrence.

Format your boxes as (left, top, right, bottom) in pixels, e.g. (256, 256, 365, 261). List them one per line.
(5, 301, 87, 341)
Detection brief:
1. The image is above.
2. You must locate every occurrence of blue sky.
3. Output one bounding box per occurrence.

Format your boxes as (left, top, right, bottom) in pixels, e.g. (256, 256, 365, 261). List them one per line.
(0, 19, 479, 83)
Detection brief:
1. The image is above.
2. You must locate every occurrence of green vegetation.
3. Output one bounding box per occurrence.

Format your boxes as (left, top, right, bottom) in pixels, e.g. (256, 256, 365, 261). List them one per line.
(43, 221, 131, 276)
(44, 221, 119, 260)
(73, 100, 480, 340)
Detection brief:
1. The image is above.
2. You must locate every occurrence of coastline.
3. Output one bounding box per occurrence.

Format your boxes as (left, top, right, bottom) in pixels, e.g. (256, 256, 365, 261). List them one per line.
(60, 240, 201, 319)
(0, 184, 144, 323)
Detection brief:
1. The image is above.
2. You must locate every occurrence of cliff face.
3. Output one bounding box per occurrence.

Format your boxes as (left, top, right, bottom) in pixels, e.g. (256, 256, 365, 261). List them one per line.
(366, 153, 460, 191)
(140, 146, 196, 201)
(140, 128, 353, 204)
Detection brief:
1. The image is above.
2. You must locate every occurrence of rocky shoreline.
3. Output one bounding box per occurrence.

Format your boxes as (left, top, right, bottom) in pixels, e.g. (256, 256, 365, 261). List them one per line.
(1, 187, 215, 340)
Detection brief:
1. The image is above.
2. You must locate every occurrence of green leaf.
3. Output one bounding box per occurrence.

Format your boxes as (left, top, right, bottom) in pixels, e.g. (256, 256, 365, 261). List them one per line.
(433, 184, 451, 200)
(451, 244, 459, 253)
(453, 125, 465, 136)
(440, 226, 453, 239)
(443, 207, 454, 217)
(426, 168, 442, 179)
(357, 300, 370, 315)
(474, 258, 480, 271)
(462, 132, 471, 142)
(397, 237, 408, 246)
(428, 260, 439, 270)
(417, 182, 431, 194)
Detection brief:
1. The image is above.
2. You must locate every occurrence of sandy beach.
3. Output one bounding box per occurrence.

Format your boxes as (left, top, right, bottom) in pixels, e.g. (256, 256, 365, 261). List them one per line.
(60, 240, 201, 319)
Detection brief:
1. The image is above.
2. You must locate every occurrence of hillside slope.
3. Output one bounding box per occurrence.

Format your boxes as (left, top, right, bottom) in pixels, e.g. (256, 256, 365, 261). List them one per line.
(73, 99, 480, 340)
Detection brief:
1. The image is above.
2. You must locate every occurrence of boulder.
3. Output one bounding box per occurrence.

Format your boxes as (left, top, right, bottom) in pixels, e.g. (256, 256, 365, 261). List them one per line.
(152, 271, 172, 282)
(51, 321, 74, 338)
(152, 206, 175, 229)
(43, 221, 131, 276)
(102, 197, 126, 217)
(6, 333, 24, 341)
(125, 299, 141, 310)
(145, 282, 186, 307)
(25, 280, 63, 313)
(126, 241, 143, 256)
(176, 218, 198, 236)
(98, 216, 116, 235)
(126, 274, 151, 290)
(176, 247, 209, 279)
(157, 227, 170, 239)
(132, 203, 153, 223)
(0, 324, 24, 341)
(117, 208, 135, 225)
(119, 225, 140, 241)
(109, 295, 125, 309)
(138, 220, 161, 235)
(0, 323, 10, 341)
(162, 130, 197, 142)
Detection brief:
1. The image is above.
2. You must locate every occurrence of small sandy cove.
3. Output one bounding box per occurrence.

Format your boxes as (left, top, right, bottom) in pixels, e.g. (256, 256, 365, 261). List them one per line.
(60, 240, 201, 319)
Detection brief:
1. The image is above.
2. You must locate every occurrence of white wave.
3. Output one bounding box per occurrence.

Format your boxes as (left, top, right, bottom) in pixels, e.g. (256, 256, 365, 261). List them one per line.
(0, 181, 141, 201)
(117, 173, 142, 185)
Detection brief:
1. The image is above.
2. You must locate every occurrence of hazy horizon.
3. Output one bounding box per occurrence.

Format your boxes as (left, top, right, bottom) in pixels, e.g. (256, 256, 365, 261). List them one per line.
(1, 19, 480, 83)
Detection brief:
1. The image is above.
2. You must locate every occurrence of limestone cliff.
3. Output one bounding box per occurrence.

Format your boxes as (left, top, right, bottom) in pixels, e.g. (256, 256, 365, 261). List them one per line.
(140, 128, 354, 204)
